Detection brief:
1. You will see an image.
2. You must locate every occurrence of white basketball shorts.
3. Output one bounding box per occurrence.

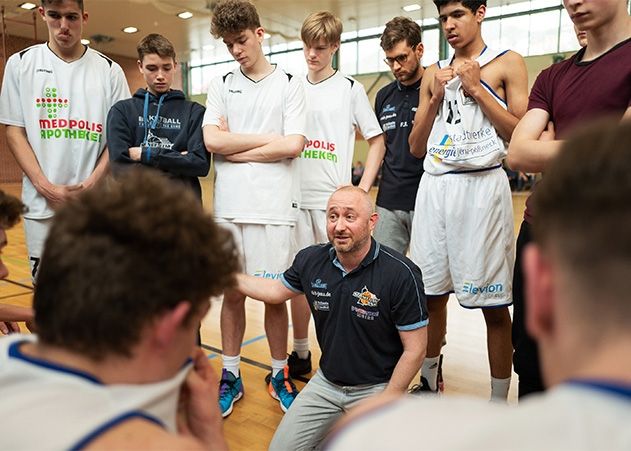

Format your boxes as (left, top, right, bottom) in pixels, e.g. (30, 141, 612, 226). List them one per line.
(410, 168, 514, 308)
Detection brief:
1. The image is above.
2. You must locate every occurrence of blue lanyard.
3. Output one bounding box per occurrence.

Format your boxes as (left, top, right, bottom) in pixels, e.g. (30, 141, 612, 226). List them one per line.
(141, 91, 165, 146)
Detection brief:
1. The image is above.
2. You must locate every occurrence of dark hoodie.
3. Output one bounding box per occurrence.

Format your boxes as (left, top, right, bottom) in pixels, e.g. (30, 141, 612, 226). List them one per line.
(107, 88, 209, 199)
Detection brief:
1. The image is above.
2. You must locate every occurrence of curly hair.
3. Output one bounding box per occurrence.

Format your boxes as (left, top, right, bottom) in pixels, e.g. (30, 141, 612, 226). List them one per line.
(211, 0, 261, 39)
(380, 16, 422, 51)
(0, 191, 26, 229)
(34, 170, 240, 360)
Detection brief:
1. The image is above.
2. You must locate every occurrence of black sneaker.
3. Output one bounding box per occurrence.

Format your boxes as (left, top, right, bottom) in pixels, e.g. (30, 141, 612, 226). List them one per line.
(409, 354, 444, 395)
(287, 351, 312, 377)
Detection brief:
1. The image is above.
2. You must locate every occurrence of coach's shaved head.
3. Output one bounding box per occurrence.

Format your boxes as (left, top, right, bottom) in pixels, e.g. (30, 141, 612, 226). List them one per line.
(326, 186, 377, 256)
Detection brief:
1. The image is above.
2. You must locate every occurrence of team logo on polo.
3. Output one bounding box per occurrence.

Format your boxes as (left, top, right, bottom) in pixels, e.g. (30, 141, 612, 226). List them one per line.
(352, 286, 380, 307)
(311, 279, 327, 289)
(35, 87, 68, 119)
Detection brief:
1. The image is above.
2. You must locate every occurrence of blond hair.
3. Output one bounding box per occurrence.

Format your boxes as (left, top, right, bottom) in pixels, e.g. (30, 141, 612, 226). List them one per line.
(301, 11, 343, 46)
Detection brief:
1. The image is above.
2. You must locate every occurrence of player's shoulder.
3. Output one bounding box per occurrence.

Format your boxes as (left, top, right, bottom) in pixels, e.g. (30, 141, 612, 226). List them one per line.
(84, 416, 206, 450)
(85, 47, 120, 70)
(7, 43, 44, 65)
(497, 49, 524, 62)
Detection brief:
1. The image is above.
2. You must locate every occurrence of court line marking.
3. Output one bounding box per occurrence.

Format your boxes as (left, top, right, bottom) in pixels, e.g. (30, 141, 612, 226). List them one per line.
(2, 279, 33, 290)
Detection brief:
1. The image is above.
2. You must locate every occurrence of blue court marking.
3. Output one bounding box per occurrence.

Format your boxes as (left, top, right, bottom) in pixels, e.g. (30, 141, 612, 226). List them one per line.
(203, 324, 295, 359)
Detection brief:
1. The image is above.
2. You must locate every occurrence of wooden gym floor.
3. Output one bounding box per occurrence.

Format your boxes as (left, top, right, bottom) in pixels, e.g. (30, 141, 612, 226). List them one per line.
(0, 179, 528, 450)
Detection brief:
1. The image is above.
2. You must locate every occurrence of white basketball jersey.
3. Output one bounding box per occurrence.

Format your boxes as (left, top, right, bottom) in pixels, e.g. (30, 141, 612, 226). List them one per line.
(299, 71, 382, 210)
(203, 65, 307, 225)
(425, 48, 509, 175)
(0, 44, 131, 219)
(0, 334, 189, 450)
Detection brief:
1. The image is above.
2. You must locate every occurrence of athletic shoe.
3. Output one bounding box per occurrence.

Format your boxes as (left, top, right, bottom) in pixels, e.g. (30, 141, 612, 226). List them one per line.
(218, 369, 244, 418)
(288, 351, 312, 377)
(409, 354, 444, 395)
(265, 366, 299, 413)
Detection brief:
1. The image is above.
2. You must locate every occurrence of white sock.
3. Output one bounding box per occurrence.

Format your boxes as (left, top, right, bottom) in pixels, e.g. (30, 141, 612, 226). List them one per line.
(271, 357, 288, 377)
(490, 376, 511, 402)
(292, 338, 310, 359)
(222, 354, 240, 377)
(421, 356, 440, 391)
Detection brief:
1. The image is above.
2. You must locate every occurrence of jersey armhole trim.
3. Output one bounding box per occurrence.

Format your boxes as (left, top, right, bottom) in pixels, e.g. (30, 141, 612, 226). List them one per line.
(70, 411, 165, 450)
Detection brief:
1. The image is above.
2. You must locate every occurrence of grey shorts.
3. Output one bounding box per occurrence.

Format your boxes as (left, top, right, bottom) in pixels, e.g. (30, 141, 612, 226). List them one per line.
(372, 206, 414, 255)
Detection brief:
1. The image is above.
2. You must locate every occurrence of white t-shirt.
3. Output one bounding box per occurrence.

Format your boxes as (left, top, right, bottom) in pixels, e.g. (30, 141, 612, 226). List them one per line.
(299, 71, 382, 210)
(329, 382, 631, 450)
(203, 65, 307, 224)
(424, 48, 509, 175)
(0, 44, 131, 219)
(0, 334, 189, 450)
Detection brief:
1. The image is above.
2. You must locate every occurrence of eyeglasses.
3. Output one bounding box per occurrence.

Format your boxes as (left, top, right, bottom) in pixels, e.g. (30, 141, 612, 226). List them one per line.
(383, 45, 418, 67)
(384, 53, 409, 67)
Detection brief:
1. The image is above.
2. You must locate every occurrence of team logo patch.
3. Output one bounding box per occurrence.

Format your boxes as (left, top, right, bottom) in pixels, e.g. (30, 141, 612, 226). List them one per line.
(352, 286, 380, 307)
(382, 104, 396, 113)
(36, 87, 69, 119)
(311, 279, 327, 289)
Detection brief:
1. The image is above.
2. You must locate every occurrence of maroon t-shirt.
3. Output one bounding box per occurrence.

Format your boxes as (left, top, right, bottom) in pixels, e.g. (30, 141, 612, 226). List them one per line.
(523, 37, 631, 223)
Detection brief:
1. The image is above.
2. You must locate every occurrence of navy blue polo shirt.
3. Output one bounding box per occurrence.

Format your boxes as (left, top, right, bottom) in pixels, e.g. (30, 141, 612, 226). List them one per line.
(375, 78, 424, 212)
(281, 238, 428, 386)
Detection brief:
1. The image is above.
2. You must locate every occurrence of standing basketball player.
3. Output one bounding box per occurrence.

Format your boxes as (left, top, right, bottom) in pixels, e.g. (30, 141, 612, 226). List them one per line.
(0, 0, 130, 281)
(507, 0, 631, 398)
(407, 0, 528, 400)
(359, 16, 425, 256)
(202, 0, 307, 417)
(288, 11, 385, 377)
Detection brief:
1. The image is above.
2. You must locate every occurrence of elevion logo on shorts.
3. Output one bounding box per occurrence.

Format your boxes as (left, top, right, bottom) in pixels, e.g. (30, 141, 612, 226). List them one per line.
(36, 87, 68, 119)
(462, 282, 503, 295)
(254, 270, 282, 279)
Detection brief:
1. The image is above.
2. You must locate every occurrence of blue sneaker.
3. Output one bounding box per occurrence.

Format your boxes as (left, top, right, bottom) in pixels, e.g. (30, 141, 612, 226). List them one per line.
(266, 366, 299, 413)
(219, 369, 243, 418)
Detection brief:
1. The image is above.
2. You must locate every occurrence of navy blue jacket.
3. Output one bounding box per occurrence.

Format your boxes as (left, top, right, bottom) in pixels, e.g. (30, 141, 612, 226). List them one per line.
(107, 89, 209, 199)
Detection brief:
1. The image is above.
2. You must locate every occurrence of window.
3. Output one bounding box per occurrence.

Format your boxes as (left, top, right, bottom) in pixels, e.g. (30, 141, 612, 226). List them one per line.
(528, 10, 561, 56)
(421, 28, 440, 67)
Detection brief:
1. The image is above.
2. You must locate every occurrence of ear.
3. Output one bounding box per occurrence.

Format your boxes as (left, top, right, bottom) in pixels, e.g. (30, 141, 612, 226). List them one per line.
(523, 243, 556, 343)
(38, 6, 46, 21)
(475, 5, 486, 23)
(137, 59, 143, 73)
(152, 301, 192, 349)
(369, 212, 379, 232)
(331, 42, 340, 53)
(415, 42, 424, 61)
(82, 11, 89, 25)
(255, 27, 265, 43)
